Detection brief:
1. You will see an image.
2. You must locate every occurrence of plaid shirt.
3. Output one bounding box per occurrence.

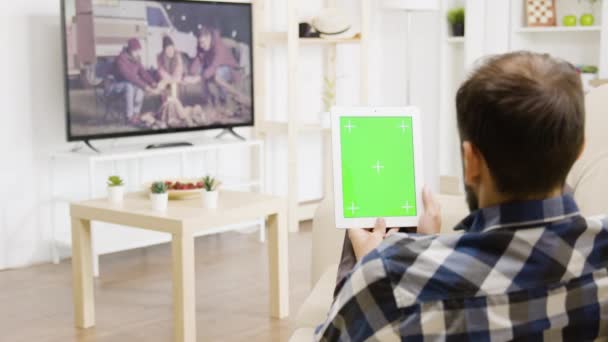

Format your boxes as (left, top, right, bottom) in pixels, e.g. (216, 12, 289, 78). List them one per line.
(315, 195, 608, 341)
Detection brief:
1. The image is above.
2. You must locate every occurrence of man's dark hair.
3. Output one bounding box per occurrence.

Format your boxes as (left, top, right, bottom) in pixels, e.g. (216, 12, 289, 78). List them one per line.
(456, 51, 585, 197)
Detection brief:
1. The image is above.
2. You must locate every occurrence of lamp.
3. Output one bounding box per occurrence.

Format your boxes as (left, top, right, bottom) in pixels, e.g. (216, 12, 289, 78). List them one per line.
(381, 0, 440, 103)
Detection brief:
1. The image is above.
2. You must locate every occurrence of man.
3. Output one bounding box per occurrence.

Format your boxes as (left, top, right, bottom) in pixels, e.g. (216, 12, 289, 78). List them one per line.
(315, 52, 608, 340)
(111, 38, 158, 123)
(188, 26, 248, 107)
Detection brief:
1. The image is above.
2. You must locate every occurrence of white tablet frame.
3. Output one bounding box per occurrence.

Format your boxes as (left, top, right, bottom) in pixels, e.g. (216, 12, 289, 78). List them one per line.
(331, 106, 425, 229)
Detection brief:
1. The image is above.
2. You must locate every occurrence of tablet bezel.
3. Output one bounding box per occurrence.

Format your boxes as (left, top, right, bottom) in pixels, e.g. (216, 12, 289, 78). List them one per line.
(331, 106, 424, 229)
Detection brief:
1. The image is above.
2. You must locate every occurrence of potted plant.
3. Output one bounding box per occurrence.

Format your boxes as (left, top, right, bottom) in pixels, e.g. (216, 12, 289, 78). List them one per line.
(580, 65, 598, 92)
(447, 7, 465, 37)
(320, 76, 336, 128)
(579, 0, 599, 26)
(107, 175, 125, 204)
(201, 175, 221, 209)
(149, 181, 169, 212)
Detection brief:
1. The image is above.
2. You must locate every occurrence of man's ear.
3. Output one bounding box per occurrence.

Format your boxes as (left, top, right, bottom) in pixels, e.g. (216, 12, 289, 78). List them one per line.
(462, 141, 482, 187)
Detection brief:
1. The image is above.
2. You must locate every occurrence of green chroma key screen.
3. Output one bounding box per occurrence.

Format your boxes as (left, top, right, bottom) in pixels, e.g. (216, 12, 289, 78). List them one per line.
(340, 116, 417, 218)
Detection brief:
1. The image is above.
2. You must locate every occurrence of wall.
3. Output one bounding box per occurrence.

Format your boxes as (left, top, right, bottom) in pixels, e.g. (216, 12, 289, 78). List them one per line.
(0, 0, 440, 270)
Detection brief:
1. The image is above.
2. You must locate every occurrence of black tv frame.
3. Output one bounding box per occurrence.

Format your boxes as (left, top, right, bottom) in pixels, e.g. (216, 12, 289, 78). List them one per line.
(61, 0, 255, 142)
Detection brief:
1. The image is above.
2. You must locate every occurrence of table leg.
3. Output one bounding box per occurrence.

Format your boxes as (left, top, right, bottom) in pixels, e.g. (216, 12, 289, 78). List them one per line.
(71, 217, 95, 328)
(267, 212, 289, 318)
(171, 232, 196, 342)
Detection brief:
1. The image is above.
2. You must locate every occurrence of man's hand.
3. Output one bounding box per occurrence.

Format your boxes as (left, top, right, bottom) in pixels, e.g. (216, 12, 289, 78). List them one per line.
(417, 187, 441, 235)
(348, 218, 390, 260)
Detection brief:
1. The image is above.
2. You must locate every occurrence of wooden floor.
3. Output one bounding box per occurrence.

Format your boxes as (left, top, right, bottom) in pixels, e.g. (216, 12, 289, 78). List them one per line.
(0, 222, 313, 342)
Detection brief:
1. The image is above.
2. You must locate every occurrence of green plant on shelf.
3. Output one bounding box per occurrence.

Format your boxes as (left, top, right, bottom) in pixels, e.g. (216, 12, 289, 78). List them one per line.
(107, 175, 124, 187)
(580, 65, 599, 74)
(202, 175, 221, 192)
(322, 77, 336, 112)
(150, 181, 168, 194)
(447, 7, 465, 25)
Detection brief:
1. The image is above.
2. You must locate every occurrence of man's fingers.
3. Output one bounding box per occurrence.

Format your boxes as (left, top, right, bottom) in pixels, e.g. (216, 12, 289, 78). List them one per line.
(385, 228, 399, 237)
(422, 186, 440, 214)
(372, 218, 387, 235)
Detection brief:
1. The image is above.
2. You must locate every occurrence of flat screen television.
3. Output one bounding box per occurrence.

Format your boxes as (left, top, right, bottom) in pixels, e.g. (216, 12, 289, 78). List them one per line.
(61, 0, 254, 141)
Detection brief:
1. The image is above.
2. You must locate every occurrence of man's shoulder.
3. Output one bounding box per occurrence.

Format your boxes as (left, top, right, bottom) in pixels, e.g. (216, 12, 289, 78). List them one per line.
(377, 215, 608, 308)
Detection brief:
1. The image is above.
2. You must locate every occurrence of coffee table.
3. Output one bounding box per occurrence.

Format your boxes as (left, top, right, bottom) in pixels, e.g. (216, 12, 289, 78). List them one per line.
(69, 191, 288, 342)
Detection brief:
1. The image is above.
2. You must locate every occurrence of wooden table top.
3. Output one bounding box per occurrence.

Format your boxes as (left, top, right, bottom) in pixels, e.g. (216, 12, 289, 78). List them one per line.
(70, 191, 286, 234)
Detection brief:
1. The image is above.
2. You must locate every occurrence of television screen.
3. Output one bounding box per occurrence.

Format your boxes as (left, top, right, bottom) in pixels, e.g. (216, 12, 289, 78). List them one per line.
(61, 0, 253, 141)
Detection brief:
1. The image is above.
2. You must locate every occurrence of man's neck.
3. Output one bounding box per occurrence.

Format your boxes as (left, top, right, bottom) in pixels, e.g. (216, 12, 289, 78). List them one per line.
(479, 187, 563, 209)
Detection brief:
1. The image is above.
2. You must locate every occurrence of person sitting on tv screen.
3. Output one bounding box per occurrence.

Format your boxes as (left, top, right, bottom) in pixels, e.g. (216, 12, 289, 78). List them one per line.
(111, 38, 159, 124)
(157, 36, 184, 87)
(315, 52, 608, 340)
(187, 26, 245, 107)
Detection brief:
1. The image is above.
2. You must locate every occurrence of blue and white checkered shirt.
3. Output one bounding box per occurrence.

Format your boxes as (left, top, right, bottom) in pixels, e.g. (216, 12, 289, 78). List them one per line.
(315, 195, 608, 341)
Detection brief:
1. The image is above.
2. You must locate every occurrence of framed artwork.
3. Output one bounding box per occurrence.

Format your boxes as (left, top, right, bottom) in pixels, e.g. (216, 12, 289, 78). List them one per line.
(526, 0, 557, 27)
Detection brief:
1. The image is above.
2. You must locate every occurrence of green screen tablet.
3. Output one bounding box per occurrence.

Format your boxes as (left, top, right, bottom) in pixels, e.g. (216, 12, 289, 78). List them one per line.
(331, 107, 424, 229)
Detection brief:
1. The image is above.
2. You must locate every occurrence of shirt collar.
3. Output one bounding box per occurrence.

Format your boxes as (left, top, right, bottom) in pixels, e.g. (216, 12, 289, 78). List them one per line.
(454, 194, 580, 233)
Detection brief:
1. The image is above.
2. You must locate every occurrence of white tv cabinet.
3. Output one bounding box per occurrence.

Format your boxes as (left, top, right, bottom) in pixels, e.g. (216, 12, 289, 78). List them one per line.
(49, 138, 265, 277)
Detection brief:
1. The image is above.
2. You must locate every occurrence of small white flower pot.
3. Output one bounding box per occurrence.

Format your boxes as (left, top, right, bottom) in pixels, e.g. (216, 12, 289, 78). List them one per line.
(581, 73, 597, 93)
(150, 193, 169, 212)
(107, 185, 125, 204)
(201, 190, 219, 209)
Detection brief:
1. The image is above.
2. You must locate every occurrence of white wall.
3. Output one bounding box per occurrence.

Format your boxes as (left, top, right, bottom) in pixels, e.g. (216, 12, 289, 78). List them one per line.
(0, 0, 441, 270)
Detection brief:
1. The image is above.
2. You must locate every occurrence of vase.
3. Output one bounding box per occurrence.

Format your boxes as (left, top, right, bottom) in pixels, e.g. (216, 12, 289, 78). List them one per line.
(107, 185, 124, 204)
(201, 190, 219, 209)
(451, 22, 464, 37)
(150, 193, 169, 212)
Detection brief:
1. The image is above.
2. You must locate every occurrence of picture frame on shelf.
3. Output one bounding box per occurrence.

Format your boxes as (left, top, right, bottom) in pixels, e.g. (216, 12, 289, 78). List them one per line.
(526, 0, 557, 27)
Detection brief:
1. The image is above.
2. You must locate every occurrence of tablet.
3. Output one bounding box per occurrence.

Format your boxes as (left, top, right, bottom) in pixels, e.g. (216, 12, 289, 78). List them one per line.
(331, 107, 424, 229)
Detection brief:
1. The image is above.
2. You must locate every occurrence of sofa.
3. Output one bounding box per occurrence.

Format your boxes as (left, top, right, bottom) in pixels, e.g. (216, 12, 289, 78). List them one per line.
(288, 84, 608, 341)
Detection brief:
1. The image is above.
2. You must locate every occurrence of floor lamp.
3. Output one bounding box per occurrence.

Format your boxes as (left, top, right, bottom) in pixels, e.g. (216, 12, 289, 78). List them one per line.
(382, 0, 440, 104)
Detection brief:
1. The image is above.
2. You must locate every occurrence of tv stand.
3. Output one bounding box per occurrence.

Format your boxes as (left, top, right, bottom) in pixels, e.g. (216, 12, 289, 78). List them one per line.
(84, 140, 101, 153)
(215, 127, 246, 141)
(145, 142, 194, 149)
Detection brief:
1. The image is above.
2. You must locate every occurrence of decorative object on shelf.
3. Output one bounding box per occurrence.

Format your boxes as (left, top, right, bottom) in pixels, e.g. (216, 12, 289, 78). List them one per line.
(299, 22, 320, 38)
(447, 7, 465, 37)
(320, 77, 336, 129)
(311, 8, 353, 38)
(580, 13, 596, 26)
(579, 0, 599, 26)
(201, 175, 221, 209)
(526, 0, 556, 27)
(579, 65, 599, 92)
(562, 14, 577, 26)
(107, 175, 125, 204)
(149, 181, 169, 212)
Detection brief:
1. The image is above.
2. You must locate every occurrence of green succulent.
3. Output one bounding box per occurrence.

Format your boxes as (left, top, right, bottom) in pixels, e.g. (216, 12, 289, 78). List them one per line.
(580, 65, 598, 74)
(447, 7, 465, 25)
(150, 181, 168, 194)
(107, 175, 124, 187)
(202, 175, 221, 191)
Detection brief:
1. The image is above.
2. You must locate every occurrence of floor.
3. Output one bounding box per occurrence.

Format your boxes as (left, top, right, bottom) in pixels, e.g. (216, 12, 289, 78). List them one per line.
(0, 222, 313, 342)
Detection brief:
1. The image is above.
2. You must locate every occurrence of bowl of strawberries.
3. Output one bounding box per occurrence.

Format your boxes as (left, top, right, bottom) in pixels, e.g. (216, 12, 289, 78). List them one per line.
(147, 179, 206, 199)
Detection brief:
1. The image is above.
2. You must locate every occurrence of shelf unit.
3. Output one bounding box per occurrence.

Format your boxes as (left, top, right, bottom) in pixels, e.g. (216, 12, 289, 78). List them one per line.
(510, 0, 608, 81)
(438, 0, 608, 178)
(253, 0, 371, 232)
(514, 26, 601, 33)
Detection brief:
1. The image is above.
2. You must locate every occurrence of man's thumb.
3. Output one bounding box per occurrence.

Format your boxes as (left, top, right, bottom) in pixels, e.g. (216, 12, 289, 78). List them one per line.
(373, 218, 387, 234)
